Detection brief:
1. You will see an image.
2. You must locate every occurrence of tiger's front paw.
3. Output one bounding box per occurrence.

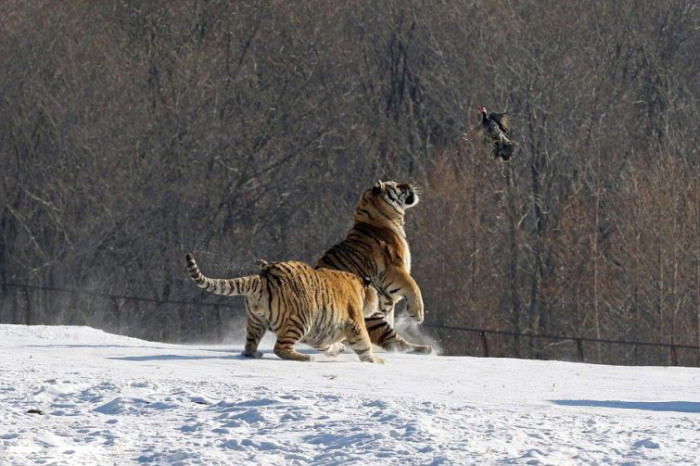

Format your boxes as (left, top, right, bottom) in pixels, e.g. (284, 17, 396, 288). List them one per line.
(371, 356, 385, 364)
(323, 342, 346, 357)
(408, 302, 425, 324)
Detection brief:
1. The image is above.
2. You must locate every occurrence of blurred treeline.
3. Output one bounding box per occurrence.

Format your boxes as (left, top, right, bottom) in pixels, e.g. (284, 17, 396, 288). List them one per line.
(2, 1, 700, 364)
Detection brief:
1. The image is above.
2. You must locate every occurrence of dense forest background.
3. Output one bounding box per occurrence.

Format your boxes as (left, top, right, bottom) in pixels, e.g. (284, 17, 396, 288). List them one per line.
(2, 1, 700, 365)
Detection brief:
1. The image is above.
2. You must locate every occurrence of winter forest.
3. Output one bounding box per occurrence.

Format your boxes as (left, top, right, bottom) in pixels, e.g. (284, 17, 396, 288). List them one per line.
(2, 1, 700, 366)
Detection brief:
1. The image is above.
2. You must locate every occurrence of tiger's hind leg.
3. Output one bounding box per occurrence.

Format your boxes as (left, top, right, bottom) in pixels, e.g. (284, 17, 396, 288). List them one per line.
(343, 319, 384, 364)
(242, 309, 267, 359)
(273, 327, 312, 362)
(365, 316, 433, 354)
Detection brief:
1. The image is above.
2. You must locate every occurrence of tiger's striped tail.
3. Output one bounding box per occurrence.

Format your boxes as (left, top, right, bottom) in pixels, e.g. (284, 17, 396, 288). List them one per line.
(186, 253, 261, 297)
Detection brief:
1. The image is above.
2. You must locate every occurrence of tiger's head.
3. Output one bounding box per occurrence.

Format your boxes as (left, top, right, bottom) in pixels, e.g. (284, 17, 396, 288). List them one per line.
(372, 180, 419, 208)
(357, 180, 419, 223)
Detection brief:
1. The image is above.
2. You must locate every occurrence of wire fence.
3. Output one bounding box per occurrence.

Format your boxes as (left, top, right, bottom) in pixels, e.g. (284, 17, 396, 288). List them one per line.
(2, 282, 699, 367)
(422, 323, 700, 367)
(0, 281, 240, 343)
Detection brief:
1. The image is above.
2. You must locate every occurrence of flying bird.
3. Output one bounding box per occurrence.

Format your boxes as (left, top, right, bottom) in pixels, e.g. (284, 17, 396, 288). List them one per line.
(470, 106, 516, 161)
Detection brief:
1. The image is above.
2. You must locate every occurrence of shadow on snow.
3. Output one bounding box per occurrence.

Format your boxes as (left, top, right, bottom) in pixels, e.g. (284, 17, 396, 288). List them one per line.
(551, 400, 700, 413)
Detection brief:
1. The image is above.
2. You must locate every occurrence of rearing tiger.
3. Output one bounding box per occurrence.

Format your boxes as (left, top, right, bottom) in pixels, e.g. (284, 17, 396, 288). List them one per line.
(316, 180, 432, 354)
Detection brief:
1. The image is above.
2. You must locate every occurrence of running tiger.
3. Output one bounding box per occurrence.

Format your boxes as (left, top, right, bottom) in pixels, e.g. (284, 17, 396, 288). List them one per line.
(316, 180, 432, 354)
(186, 253, 384, 363)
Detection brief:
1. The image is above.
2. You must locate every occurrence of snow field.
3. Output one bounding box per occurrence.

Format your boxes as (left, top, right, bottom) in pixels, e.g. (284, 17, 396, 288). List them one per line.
(0, 325, 698, 465)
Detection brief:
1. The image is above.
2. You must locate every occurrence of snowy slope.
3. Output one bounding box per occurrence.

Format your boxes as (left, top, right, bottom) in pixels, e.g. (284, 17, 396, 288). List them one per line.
(0, 325, 698, 465)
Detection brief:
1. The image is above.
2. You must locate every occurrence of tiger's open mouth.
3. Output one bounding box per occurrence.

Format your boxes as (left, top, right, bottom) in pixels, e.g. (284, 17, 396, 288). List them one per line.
(405, 192, 416, 205)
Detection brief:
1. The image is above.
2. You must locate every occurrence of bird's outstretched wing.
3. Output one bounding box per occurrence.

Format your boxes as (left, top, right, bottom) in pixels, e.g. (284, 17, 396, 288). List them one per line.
(490, 113, 510, 133)
(463, 124, 485, 141)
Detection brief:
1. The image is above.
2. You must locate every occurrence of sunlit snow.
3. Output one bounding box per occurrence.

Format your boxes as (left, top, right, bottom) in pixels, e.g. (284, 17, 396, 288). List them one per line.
(0, 325, 698, 465)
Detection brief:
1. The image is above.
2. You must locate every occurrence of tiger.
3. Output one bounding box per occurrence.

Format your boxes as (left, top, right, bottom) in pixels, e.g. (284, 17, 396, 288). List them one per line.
(185, 253, 384, 363)
(316, 180, 433, 354)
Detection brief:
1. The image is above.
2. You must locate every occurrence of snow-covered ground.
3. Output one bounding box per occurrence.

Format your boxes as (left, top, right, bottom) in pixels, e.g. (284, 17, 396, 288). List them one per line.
(0, 325, 698, 465)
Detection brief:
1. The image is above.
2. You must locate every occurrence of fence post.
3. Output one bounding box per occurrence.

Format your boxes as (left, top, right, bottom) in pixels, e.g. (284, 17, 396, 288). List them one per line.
(24, 285, 31, 326)
(112, 297, 123, 334)
(215, 305, 223, 342)
(576, 338, 585, 362)
(670, 345, 679, 366)
(479, 331, 489, 357)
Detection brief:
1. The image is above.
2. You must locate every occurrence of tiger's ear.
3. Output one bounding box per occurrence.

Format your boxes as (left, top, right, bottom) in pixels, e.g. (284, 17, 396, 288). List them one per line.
(255, 259, 270, 269)
(372, 180, 384, 194)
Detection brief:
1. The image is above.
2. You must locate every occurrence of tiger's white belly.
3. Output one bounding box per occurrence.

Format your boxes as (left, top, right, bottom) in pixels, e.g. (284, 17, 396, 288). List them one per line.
(300, 311, 346, 348)
(301, 326, 345, 348)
